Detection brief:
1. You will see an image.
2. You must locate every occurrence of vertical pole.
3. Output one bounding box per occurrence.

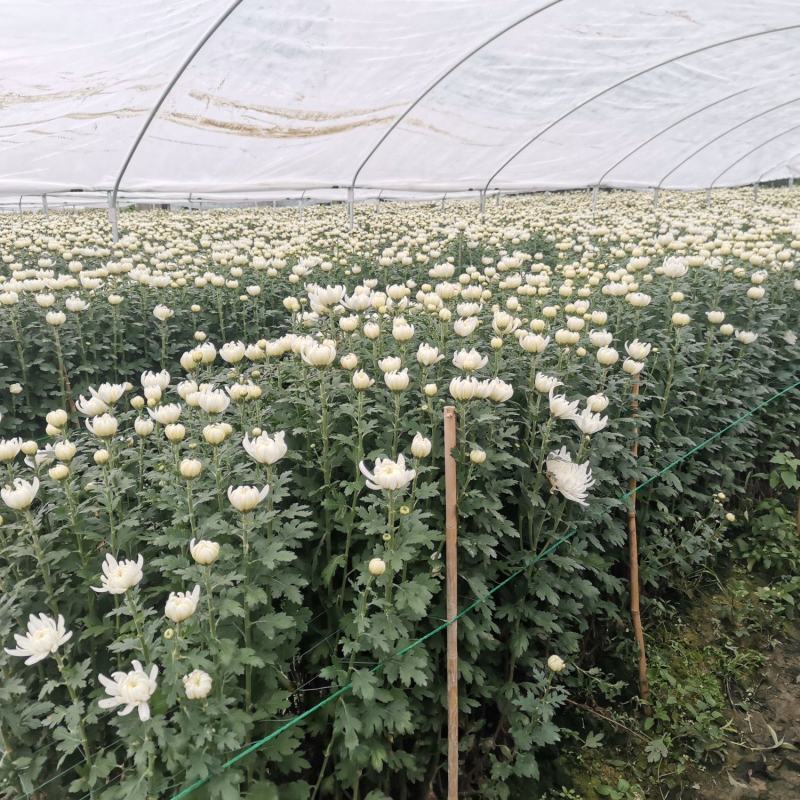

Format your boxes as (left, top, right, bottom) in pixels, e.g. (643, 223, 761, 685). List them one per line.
(479, 190, 486, 215)
(41, 194, 48, 216)
(441, 193, 446, 211)
(108, 191, 118, 242)
(705, 188, 711, 207)
(443, 406, 459, 800)
(628, 376, 649, 709)
(652, 187, 659, 209)
(495, 191, 501, 206)
(18, 195, 23, 214)
(790, 176, 795, 188)
(347, 186, 355, 229)
(752, 182, 758, 201)
(591, 185, 598, 215)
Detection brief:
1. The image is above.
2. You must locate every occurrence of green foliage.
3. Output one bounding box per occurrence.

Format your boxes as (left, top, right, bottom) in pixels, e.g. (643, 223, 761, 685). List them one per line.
(0, 190, 798, 799)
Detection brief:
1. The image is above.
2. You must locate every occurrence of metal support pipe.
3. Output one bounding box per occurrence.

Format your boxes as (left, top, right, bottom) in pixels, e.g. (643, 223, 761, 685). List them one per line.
(347, 187, 354, 229)
(18, 195, 23, 214)
(593, 86, 753, 193)
(753, 183, 759, 201)
(710, 122, 800, 188)
(109, 0, 245, 241)
(657, 95, 800, 189)
(41, 194, 48, 216)
(441, 192, 447, 211)
(705, 188, 711, 207)
(483, 25, 800, 194)
(591, 185, 598, 215)
(653, 187, 659, 209)
(348, 0, 565, 196)
(791, 176, 795, 187)
(479, 190, 486, 215)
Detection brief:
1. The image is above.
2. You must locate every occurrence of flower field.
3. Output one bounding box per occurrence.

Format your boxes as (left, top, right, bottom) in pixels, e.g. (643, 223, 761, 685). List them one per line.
(0, 189, 798, 799)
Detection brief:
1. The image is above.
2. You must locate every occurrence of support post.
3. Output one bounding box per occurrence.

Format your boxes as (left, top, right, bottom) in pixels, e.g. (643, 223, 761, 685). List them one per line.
(753, 182, 758, 201)
(347, 186, 354, 229)
(628, 377, 649, 710)
(443, 406, 459, 800)
(441, 193, 446, 211)
(705, 188, 711, 207)
(479, 190, 486, 215)
(18, 195, 23, 214)
(495, 191, 501, 206)
(41, 194, 48, 216)
(591, 185, 598, 215)
(652, 187, 659, 209)
(107, 192, 118, 242)
(790, 176, 795, 188)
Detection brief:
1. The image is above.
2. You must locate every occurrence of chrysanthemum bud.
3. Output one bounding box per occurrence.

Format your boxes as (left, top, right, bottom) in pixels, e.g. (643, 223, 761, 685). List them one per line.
(368, 557, 386, 576)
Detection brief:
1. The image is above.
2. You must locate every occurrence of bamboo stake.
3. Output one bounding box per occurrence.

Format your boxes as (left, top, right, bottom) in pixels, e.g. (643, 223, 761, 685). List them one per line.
(628, 376, 650, 708)
(443, 406, 459, 800)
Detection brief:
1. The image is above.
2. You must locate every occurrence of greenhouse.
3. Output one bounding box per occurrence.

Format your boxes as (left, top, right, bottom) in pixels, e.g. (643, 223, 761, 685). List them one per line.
(0, 1, 799, 799)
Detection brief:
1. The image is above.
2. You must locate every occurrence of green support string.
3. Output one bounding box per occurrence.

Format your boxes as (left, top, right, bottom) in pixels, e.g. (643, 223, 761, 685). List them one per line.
(161, 375, 796, 798)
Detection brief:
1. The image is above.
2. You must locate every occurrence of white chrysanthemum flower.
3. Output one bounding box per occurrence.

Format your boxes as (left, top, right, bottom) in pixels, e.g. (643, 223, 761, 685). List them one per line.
(243, 431, 287, 465)
(545, 446, 595, 506)
(147, 403, 182, 425)
(301, 340, 336, 367)
(183, 669, 213, 700)
(573, 407, 609, 436)
(548, 388, 580, 420)
(378, 356, 402, 373)
(227, 484, 270, 512)
(452, 348, 488, 371)
(98, 660, 158, 721)
(5, 613, 72, 665)
(734, 329, 758, 344)
(359, 455, 416, 491)
(1, 477, 39, 510)
(0, 438, 23, 462)
(487, 378, 514, 403)
(384, 369, 410, 391)
(85, 413, 118, 438)
(411, 433, 432, 459)
(534, 374, 562, 394)
(624, 339, 652, 360)
(141, 369, 171, 389)
(75, 394, 109, 417)
(91, 553, 144, 594)
(519, 333, 550, 354)
(661, 256, 688, 279)
(165, 585, 200, 623)
(197, 389, 230, 415)
(416, 343, 443, 366)
(89, 383, 127, 405)
(189, 538, 220, 565)
(586, 393, 609, 413)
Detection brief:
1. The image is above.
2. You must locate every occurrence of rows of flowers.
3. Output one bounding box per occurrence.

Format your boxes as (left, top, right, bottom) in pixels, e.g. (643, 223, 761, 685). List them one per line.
(0, 189, 798, 799)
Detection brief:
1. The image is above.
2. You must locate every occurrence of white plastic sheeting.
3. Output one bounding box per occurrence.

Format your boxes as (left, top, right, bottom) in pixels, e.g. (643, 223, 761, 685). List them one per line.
(3, 0, 800, 198)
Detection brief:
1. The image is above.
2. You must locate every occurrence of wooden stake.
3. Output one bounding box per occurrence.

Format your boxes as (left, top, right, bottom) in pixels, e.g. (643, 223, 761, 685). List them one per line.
(628, 377, 650, 708)
(443, 406, 459, 800)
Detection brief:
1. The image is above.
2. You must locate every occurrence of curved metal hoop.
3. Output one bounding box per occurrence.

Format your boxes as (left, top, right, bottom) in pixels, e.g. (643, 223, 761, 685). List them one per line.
(757, 150, 800, 182)
(348, 0, 566, 193)
(595, 87, 752, 190)
(710, 123, 800, 188)
(657, 95, 800, 187)
(483, 24, 800, 192)
(110, 0, 246, 240)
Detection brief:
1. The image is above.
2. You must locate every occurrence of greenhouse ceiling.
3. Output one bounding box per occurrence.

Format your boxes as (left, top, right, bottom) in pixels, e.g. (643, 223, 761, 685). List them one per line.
(3, 0, 800, 201)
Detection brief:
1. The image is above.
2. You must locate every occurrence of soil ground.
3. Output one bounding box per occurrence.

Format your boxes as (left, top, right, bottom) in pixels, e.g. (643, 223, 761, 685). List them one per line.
(691, 624, 800, 799)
